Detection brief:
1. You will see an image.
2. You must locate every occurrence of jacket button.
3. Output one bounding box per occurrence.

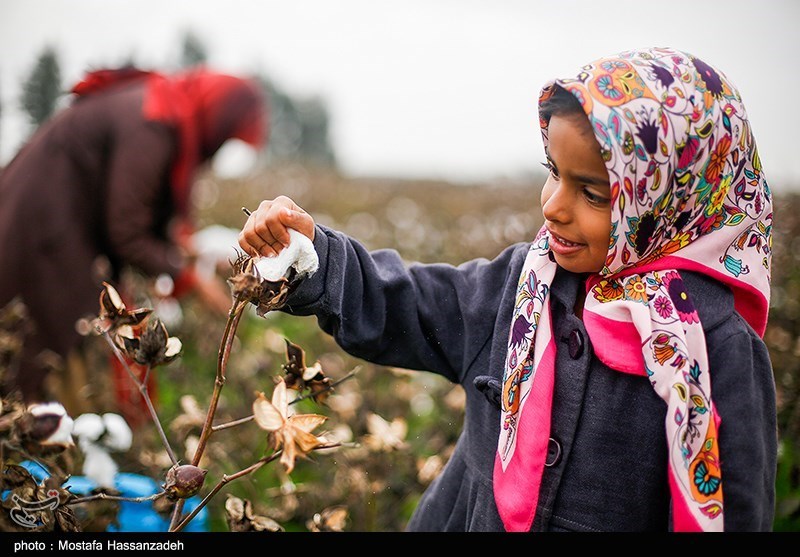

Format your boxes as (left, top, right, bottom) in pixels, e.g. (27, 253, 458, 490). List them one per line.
(568, 329, 584, 359)
(545, 437, 561, 467)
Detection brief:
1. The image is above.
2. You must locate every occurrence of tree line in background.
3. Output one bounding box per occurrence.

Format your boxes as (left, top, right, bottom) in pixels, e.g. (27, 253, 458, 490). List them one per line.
(3, 30, 337, 168)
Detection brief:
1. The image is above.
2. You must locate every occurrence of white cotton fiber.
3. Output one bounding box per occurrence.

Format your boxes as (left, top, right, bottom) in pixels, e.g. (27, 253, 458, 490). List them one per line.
(253, 228, 319, 281)
(81, 445, 119, 489)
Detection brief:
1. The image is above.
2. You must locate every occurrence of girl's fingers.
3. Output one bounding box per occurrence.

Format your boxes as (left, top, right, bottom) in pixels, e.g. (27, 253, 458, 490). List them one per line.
(268, 214, 293, 248)
(239, 211, 276, 257)
(237, 197, 315, 257)
(253, 208, 290, 254)
(238, 221, 258, 256)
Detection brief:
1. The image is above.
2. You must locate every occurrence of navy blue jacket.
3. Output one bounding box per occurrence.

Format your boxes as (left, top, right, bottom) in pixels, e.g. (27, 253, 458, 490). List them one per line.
(283, 224, 777, 532)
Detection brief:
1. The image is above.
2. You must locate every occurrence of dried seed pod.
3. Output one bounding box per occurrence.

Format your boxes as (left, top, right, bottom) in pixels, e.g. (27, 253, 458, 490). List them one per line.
(281, 339, 332, 402)
(224, 495, 246, 523)
(93, 282, 152, 333)
(163, 464, 207, 501)
(15, 402, 74, 450)
(227, 252, 297, 315)
(224, 495, 284, 532)
(115, 319, 182, 367)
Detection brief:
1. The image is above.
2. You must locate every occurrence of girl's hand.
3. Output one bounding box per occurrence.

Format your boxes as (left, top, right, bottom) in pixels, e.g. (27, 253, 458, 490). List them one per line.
(238, 196, 315, 258)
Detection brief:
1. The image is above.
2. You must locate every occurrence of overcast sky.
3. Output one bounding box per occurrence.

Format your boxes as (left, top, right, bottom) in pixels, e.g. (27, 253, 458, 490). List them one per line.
(2, 0, 798, 189)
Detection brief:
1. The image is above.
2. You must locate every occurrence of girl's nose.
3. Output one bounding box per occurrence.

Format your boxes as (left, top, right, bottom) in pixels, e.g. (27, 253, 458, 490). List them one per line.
(541, 181, 571, 224)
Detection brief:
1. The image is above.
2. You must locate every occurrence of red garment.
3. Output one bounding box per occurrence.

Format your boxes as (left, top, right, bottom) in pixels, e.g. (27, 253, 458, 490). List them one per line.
(70, 67, 152, 96)
(109, 350, 159, 430)
(72, 67, 267, 215)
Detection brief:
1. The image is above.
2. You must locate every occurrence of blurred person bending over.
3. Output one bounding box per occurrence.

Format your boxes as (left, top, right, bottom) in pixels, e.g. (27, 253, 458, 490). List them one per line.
(0, 67, 268, 413)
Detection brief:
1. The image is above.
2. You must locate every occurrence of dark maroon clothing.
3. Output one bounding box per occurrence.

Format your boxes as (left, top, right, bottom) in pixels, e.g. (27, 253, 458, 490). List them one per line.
(0, 81, 185, 398)
(1, 65, 266, 402)
(0, 82, 190, 400)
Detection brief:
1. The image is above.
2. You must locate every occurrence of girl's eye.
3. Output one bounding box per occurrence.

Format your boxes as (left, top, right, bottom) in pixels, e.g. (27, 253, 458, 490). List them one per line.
(541, 160, 560, 179)
(583, 188, 611, 206)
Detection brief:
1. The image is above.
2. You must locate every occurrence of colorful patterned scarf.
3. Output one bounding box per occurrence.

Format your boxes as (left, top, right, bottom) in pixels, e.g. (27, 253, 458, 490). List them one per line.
(494, 47, 772, 532)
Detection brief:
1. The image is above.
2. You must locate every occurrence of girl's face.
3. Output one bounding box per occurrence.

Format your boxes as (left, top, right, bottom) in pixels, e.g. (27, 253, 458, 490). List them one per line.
(540, 113, 612, 275)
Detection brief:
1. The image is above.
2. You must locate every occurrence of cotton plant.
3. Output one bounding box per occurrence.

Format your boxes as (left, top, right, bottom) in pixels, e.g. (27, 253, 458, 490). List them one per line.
(252, 378, 328, 474)
(67, 226, 355, 533)
(18, 402, 75, 450)
(0, 223, 359, 532)
(71, 413, 133, 489)
(0, 399, 81, 531)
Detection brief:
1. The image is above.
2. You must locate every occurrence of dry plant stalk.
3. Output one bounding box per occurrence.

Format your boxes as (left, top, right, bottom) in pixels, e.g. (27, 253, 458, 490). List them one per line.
(0, 246, 354, 532)
(166, 253, 350, 531)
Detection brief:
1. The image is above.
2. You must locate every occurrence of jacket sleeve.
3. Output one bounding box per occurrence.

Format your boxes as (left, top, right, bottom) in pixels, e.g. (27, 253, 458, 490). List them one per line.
(707, 317, 778, 531)
(282, 224, 520, 384)
(104, 119, 187, 278)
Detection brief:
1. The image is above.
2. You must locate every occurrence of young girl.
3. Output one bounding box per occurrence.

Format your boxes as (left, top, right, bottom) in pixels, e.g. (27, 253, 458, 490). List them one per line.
(239, 46, 776, 532)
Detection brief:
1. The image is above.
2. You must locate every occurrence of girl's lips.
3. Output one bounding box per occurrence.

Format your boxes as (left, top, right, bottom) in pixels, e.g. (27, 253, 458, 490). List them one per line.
(548, 230, 585, 256)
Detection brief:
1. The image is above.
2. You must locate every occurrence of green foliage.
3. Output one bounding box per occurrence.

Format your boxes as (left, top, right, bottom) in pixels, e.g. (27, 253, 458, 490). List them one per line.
(775, 440, 800, 531)
(20, 46, 62, 130)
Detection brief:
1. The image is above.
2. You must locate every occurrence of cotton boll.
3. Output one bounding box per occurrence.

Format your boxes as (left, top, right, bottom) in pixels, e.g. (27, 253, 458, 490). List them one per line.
(81, 444, 119, 489)
(73, 413, 132, 489)
(48, 415, 75, 446)
(72, 413, 106, 444)
(101, 413, 133, 452)
(27, 402, 75, 447)
(254, 229, 319, 281)
(72, 412, 132, 453)
(28, 401, 68, 418)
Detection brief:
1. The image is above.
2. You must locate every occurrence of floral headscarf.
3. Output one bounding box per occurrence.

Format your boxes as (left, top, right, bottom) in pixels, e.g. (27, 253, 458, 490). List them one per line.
(494, 47, 772, 532)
